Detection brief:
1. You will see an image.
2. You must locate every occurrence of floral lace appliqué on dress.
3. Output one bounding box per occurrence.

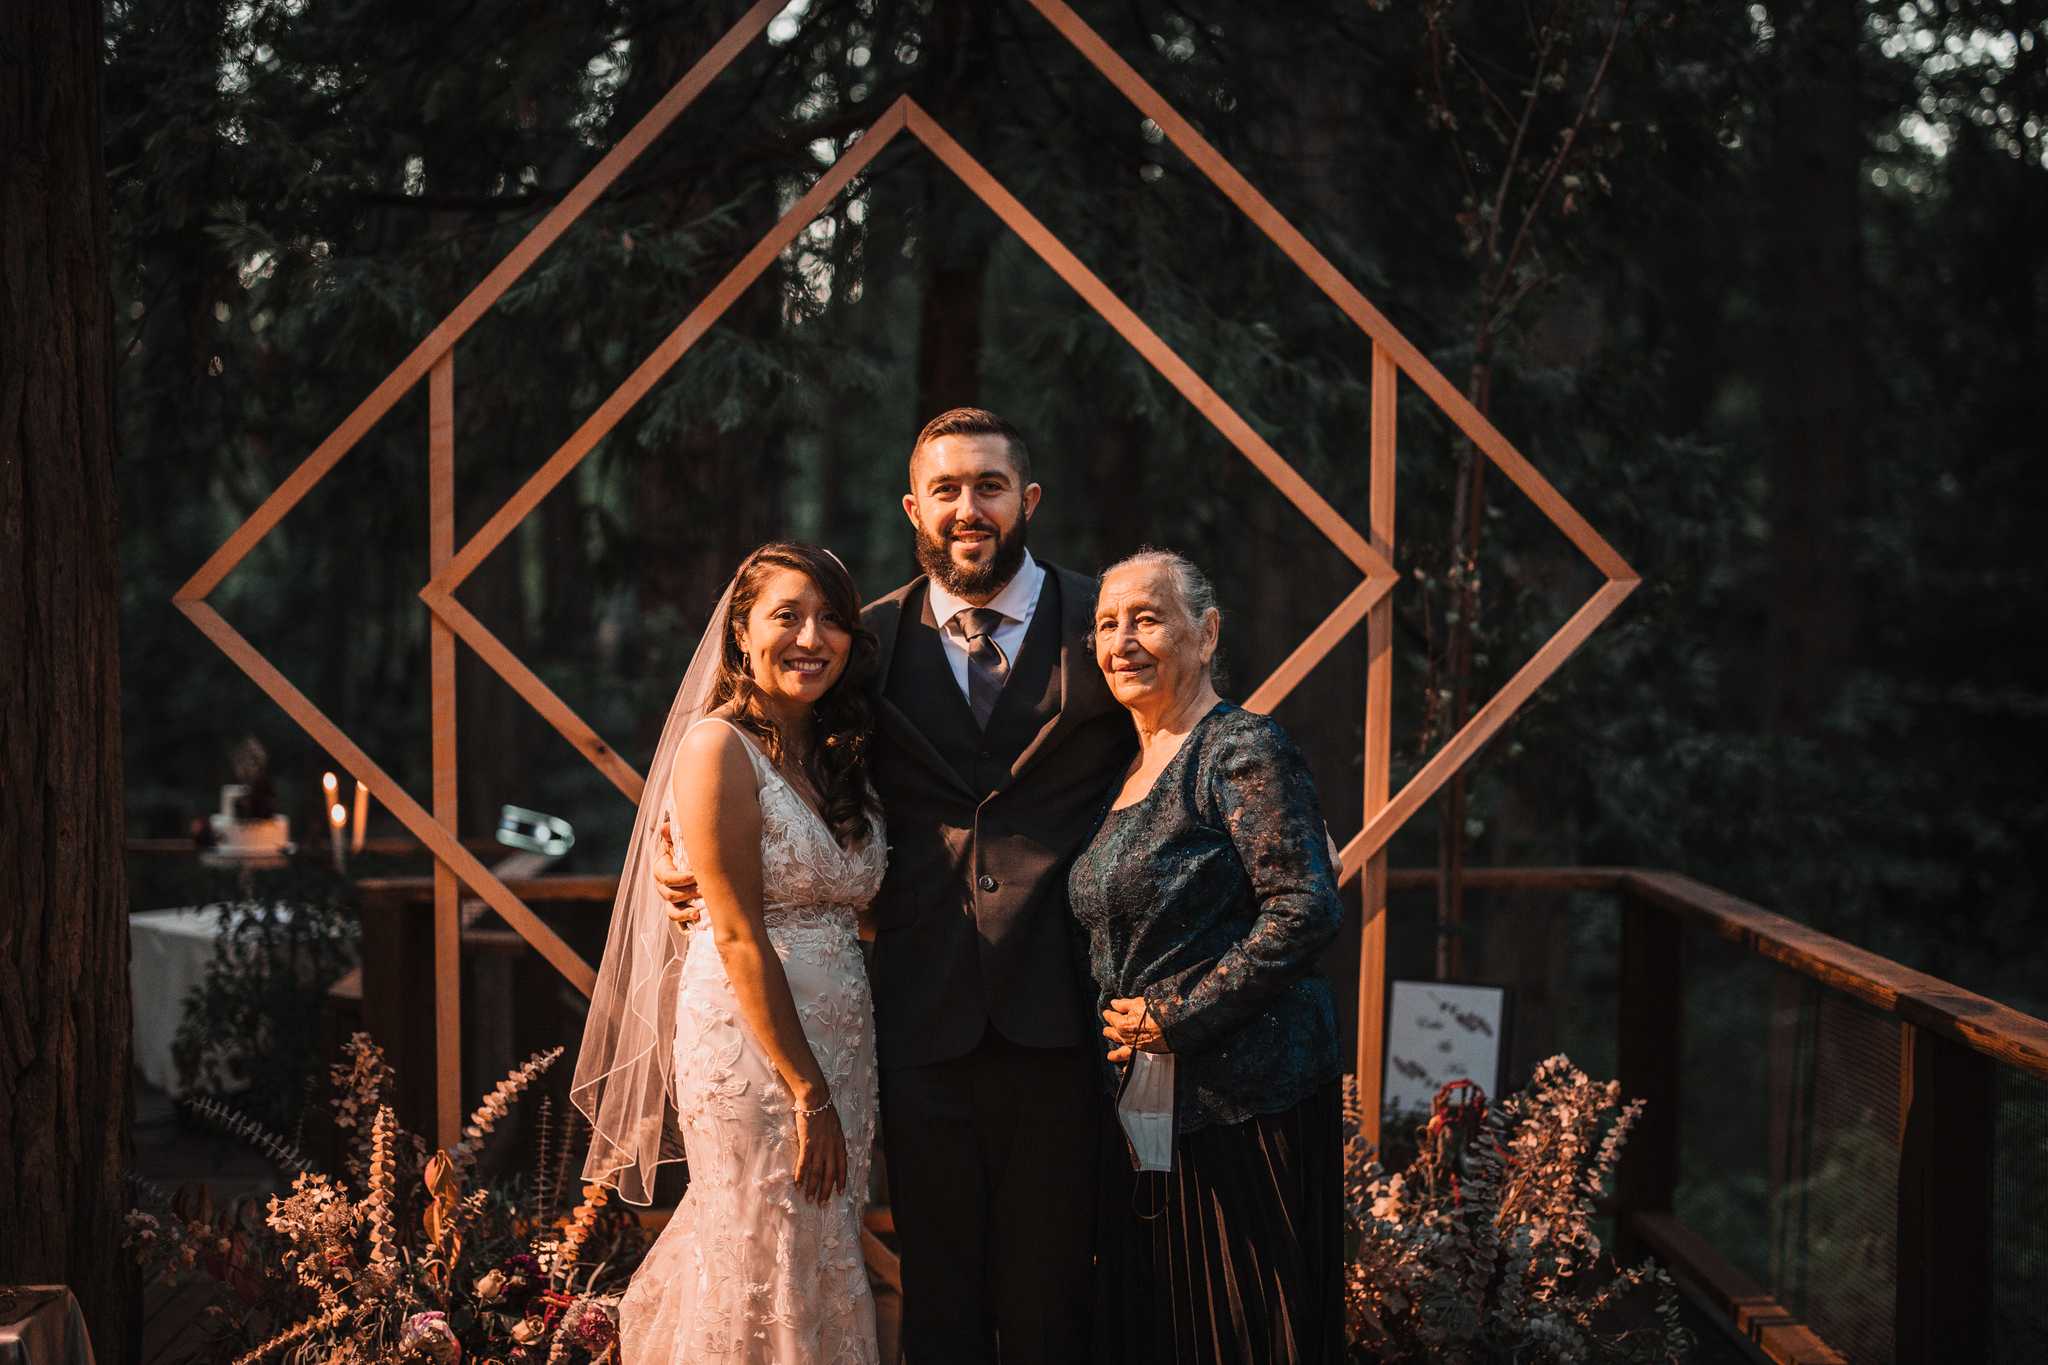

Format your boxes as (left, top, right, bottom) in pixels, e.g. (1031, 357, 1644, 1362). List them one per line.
(618, 720, 886, 1365)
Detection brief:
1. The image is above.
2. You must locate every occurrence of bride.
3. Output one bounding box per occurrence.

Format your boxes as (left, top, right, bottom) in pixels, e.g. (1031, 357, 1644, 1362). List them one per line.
(571, 541, 886, 1364)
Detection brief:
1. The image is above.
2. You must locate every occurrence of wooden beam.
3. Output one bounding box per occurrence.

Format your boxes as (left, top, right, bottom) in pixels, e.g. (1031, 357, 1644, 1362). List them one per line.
(173, 0, 789, 605)
(1381, 866, 1630, 893)
(355, 874, 621, 903)
(1018, 0, 1638, 585)
(1340, 579, 1637, 869)
(902, 99, 1398, 588)
(1242, 577, 1378, 716)
(1354, 341, 1397, 1150)
(1632, 1212, 1848, 1365)
(418, 588, 646, 803)
(429, 356, 462, 1150)
(432, 99, 913, 597)
(169, 601, 597, 996)
(1625, 870, 2048, 1084)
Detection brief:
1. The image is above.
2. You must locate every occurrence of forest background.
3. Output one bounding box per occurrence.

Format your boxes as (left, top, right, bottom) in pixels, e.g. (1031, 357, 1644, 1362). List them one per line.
(100, 0, 2047, 1301)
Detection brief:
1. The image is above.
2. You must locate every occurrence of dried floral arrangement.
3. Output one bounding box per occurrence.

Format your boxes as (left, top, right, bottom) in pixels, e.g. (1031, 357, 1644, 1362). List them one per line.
(128, 1033, 644, 1364)
(1345, 1056, 1695, 1363)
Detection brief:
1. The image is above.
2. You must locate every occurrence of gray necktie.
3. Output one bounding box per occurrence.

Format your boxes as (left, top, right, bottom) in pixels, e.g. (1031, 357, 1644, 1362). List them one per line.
(947, 607, 1011, 728)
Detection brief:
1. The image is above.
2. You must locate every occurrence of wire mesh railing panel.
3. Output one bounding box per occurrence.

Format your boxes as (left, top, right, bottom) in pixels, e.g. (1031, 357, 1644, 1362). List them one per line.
(1766, 980, 1899, 1364)
(1993, 1067, 2048, 1362)
(1671, 928, 1902, 1362)
(1672, 926, 1778, 1287)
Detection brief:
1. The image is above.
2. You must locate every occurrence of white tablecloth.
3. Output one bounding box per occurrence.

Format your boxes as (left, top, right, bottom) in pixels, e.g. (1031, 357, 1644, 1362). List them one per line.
(0, 1287, 95, 1365)
(128, 905, 290, 1094)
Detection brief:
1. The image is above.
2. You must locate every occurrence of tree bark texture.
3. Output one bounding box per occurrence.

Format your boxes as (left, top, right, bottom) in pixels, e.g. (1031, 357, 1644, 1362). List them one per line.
(0, 0, 136, 1359)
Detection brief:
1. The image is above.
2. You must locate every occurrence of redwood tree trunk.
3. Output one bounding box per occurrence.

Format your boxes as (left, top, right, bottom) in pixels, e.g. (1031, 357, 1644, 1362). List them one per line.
(0, 1, 135, 1358)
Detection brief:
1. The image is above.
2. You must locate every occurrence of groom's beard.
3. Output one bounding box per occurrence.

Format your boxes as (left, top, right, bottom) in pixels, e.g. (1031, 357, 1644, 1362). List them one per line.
(916, 514, 1029, 600)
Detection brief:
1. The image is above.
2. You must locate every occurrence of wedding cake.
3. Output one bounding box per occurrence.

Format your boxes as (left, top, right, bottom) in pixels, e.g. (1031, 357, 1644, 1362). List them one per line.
(204, 783, 292, 861)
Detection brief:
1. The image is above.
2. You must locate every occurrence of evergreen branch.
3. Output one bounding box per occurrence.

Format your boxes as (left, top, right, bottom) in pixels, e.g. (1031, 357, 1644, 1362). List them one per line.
(533, 1094, 557, 1220)
(179, 1094, 319, 1175)
(552, 1107, 586, 1229)
(448, 1044, 565, 1178)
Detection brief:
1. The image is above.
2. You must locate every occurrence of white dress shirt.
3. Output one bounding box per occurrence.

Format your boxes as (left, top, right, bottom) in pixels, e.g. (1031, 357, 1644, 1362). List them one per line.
(924, 549, 1046, 703)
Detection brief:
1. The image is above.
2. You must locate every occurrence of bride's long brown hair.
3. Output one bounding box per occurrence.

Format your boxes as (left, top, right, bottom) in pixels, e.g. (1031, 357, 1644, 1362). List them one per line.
(709, 542, 877, 847)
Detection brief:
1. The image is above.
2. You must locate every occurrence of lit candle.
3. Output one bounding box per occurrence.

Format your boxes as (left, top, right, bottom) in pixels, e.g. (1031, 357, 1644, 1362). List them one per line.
(329, 801, 348, 873)
(322, 771, 339, 811)
(351, 779, 370, 854)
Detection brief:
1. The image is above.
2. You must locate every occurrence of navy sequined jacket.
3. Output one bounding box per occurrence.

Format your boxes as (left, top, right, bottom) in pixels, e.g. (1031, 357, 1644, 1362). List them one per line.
(1068, 703, 1344, 1132)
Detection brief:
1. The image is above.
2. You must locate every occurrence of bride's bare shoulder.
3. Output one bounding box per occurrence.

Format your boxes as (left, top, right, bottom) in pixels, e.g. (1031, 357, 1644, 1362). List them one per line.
(674, 714, 757, 786)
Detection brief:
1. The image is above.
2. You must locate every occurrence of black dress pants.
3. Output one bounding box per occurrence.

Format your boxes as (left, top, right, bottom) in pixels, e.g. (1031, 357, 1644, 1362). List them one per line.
(880, 1027, 1100, 1365)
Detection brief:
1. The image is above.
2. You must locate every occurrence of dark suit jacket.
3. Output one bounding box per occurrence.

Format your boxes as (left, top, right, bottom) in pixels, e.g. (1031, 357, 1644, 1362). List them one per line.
(862, 561, 1136, 1070)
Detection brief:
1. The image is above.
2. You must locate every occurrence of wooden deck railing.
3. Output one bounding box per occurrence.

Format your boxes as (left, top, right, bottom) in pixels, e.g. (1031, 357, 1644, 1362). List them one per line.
(343, 866, 2047, 1365)
(1385, 867, 2045, 1365)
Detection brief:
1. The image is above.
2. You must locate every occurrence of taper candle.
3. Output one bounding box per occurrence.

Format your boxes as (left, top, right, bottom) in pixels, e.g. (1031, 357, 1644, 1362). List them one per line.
(351, 780, 369, 854)
(329, 801, 347, 873)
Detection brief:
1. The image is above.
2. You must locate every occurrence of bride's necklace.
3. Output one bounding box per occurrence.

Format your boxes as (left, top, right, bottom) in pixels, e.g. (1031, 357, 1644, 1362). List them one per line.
(771, 736, 826, 811)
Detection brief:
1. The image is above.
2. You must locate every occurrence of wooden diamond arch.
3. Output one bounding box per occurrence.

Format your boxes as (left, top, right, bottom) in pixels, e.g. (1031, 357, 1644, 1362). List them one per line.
(174, 0, 1639, 1146)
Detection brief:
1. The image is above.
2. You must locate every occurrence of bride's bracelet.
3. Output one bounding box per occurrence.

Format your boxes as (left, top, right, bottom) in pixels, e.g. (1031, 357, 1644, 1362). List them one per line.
(793, 1092, 834, 1119)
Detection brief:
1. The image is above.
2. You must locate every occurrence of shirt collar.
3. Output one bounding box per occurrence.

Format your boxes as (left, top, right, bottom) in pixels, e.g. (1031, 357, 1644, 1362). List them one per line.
(927, 548, 1042, 629)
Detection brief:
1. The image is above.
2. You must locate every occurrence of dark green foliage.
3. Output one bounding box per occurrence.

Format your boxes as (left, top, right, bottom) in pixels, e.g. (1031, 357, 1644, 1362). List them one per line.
(169, 861, 360, 1136)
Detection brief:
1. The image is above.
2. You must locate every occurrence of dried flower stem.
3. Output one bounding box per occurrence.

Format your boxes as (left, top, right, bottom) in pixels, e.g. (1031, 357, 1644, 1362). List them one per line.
(364, 1105, 400, 1271)
(551, 1184, 608, 1285)
(230, 1302, 350, 1365)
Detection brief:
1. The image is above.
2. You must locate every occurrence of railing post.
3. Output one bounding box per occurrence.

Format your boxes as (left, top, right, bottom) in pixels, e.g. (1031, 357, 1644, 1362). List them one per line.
(1617, 886, 1682, 1253)
(1895, 1021, 1994, 1363)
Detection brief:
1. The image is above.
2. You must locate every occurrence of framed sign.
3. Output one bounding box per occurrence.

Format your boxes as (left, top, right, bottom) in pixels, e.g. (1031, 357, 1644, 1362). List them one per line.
(1382, 980, 1512, 1118)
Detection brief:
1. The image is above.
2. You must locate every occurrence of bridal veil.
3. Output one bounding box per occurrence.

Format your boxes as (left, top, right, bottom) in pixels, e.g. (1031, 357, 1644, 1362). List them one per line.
(569, 575, 736, 1205)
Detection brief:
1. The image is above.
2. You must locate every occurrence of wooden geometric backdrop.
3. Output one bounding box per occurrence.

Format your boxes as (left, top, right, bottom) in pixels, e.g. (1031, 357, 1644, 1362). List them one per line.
(174, 0, 1639, 1147)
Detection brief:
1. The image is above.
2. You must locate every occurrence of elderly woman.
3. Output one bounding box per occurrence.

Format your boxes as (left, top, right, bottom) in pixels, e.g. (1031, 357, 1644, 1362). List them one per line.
(1069, 548, 1345, 1364)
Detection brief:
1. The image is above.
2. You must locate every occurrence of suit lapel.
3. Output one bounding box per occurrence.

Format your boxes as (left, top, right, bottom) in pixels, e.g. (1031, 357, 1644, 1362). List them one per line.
(864, 580, 975, 799)
(1009, 563, 1118, 784)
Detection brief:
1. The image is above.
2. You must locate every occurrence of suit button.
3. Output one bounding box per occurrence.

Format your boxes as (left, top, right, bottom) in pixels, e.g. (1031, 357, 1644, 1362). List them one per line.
(977, 874, 998, 893)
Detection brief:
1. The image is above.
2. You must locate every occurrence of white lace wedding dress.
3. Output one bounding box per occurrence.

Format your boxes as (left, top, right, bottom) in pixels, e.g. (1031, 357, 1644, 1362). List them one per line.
(618, 719, 885, 1365)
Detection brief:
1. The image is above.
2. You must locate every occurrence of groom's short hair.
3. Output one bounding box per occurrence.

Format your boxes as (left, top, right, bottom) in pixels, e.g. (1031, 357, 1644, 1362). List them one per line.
(909, 407, 1033, 486)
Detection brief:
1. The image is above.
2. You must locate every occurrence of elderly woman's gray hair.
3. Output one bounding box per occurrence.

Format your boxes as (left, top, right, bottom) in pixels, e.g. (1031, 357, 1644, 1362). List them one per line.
(1100, 548, 1226, 682)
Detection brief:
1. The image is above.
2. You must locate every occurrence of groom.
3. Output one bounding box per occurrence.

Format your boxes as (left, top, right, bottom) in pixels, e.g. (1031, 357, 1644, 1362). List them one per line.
(658, 408, 1131, 1363)
(860, 408, 1131, 1364)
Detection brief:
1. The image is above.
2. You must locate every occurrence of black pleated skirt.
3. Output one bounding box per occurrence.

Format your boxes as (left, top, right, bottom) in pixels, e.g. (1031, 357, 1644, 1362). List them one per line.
(1094, 1081, 1346, 1365)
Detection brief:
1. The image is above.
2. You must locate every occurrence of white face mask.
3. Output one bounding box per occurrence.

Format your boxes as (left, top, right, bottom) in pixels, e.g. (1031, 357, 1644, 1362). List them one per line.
(1116, 1049, 1177, 1173)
